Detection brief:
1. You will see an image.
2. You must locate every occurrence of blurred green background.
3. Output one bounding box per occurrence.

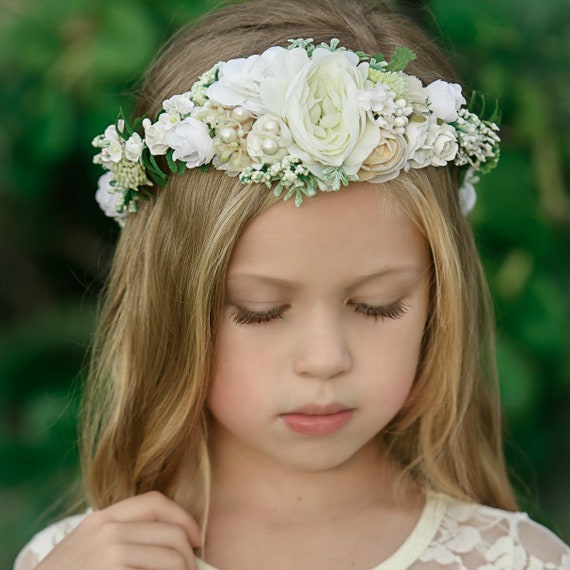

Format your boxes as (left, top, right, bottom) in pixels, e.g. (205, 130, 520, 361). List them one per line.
(1, 0, 569, 567)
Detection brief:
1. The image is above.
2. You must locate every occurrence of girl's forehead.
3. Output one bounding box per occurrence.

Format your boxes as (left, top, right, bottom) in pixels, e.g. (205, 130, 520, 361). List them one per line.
(228, 182, 429, 281)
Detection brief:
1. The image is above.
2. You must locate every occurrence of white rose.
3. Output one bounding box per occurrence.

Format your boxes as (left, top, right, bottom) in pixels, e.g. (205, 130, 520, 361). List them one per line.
(143, 113, 180, 155)
(207, 46, 309, 116)
(207, 52, 268, 114)
(125, 132, 144, 162)
(95, 171, 128, 221)
(358, 130, 407, 183)
(429, 123, 458, 166)
(246, 114, 289, 165)
(404, 116, 431, 169)
(167, 117, 214, 167)
(283, 49, 379, 177)
(426, 79, 466, 123)
(163, 92, 195, 116)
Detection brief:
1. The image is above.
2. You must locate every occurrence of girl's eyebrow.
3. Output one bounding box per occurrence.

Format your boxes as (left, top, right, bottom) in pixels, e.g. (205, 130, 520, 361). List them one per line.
(227, 266, 425, 290)
(226, 274, 300, 290)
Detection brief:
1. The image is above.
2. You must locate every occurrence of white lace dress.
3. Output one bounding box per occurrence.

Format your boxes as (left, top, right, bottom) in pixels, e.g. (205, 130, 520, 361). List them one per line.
(14, 493, 570, 570)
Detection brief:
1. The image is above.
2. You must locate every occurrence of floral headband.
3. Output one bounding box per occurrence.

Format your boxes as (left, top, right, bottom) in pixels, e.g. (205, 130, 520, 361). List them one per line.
(93, 38, 500, 225)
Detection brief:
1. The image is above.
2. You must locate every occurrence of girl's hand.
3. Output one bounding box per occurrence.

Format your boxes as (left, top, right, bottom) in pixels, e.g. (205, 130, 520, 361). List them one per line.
(36, 491, 202, 570)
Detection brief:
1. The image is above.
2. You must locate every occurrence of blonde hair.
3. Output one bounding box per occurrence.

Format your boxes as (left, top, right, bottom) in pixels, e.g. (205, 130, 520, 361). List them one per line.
(81, 0, 516, 527)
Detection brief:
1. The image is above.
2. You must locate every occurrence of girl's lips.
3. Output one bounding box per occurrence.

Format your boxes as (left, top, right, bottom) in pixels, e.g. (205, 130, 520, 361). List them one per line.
(281, 405, 354, 436)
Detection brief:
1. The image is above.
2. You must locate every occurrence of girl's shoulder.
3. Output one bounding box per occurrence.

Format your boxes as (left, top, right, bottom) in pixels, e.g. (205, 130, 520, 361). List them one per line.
(13, 510, 91, 570)
(419, 493, 570, 569)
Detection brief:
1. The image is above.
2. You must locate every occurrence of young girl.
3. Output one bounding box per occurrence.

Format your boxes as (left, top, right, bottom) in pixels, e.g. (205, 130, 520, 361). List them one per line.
(15, 0, 569, 568)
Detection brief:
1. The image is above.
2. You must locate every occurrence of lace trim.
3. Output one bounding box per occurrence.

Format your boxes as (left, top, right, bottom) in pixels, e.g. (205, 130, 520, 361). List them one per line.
(14, 495, 570, 570)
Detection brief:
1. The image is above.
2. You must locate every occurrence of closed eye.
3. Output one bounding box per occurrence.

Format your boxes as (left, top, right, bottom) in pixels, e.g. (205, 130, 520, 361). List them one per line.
(231, 305, 289, 325)
(349, 300, 409, 321)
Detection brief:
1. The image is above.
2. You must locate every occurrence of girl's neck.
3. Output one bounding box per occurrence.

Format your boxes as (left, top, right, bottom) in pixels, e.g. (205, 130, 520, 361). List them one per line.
(202, 430, 425, 570)
(207, 432, 418, 523)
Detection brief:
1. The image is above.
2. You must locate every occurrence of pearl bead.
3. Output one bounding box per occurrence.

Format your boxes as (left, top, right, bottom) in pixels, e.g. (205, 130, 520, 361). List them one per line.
(220, 127, 237, 144)
(262, 119, 279, 134)
(232, 106, 251, 121)
(261, 139, 279, 155)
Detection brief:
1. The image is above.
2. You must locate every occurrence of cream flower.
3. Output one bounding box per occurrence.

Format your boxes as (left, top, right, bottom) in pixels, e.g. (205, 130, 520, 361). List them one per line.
(246, 114, 289, 165)
(282, 48, 379, 176)
(426, 79, 466, 123)
(358, 130, 407, 183)
(167, 117, 215, 167)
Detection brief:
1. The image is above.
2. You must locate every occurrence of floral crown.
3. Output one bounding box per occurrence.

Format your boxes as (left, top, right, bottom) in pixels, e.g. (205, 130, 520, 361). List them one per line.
(93, 38, 500, 225)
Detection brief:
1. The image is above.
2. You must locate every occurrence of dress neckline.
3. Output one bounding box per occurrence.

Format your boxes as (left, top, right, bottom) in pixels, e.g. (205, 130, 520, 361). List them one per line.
(195, 492, 447, 570)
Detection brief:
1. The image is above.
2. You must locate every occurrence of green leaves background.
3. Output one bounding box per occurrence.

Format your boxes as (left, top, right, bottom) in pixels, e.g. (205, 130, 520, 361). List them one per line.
(1, 0, 569, 567)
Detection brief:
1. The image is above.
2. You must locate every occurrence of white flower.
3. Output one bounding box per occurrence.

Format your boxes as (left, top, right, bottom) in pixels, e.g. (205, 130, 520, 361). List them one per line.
(143, 112, 180, 155)
(426, 79, 466, 123)
(124, 132, 144, 162)
(358, 129, 407, 183)
(282, 48, 379, 177)
(207, 46, 310, 117)
(167, 117, 215, 167)
(95, 171, 128, 221)
(94, 125, 123, 163)
(163, 92, 194, 116)
(404, 116, 431, 169)
(258, 47, 310, 115)
(246, 114, 289, 165)
(429, 123, 458, 166)
(459, 168, 479, 215)
(207, 51, 270, 114)
(357, 83, 398, 129)
(404, 74, 429, 111)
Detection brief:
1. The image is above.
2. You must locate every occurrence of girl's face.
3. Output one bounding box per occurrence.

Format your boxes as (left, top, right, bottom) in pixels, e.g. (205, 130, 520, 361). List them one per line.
(208, 182, 430, 472)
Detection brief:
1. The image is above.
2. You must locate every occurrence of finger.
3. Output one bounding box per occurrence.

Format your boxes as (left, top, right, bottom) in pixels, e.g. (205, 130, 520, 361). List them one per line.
(105, 542, 193, 570)
(104, 521, 196, 569)
(97, 491, 203, 547)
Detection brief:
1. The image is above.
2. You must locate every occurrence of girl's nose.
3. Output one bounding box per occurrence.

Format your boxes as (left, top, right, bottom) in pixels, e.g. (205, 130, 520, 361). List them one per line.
(292, 309, 352, 380)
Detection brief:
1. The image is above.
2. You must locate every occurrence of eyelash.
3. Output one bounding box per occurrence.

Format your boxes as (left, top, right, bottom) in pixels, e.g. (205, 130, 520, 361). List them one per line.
(231, 301, 409, 325)
(231, 306, 288, 325)
(350, 300, 409, 321)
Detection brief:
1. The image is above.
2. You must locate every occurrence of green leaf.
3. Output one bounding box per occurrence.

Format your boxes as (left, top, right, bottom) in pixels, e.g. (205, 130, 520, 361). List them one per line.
(149, 154, 167, 180)
(148, 170, 167, 187)
(132, 116, 146, 133)
(385, 46, 417, 72)
(469, 91, 502, 125)
(166, 150, 178, 173)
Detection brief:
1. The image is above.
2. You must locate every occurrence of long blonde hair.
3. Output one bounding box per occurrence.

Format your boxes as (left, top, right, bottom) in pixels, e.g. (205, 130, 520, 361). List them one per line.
(81, 0, 516, 527)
